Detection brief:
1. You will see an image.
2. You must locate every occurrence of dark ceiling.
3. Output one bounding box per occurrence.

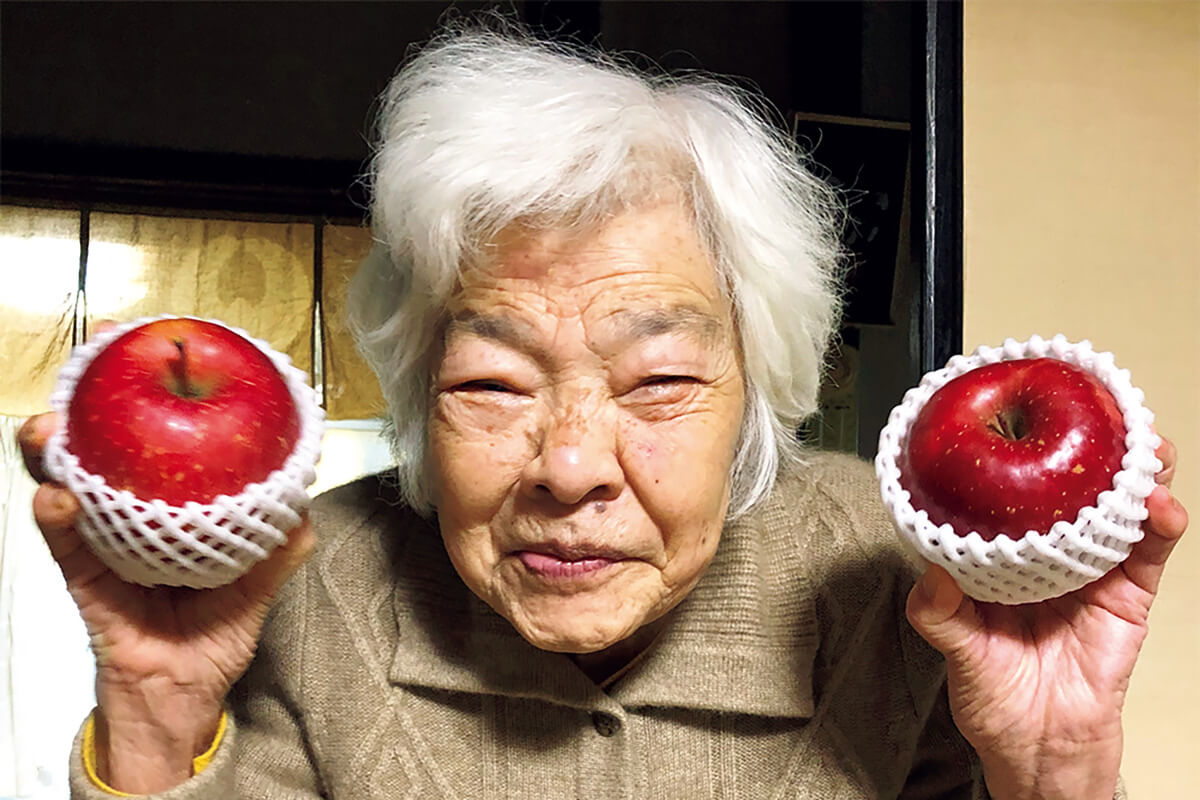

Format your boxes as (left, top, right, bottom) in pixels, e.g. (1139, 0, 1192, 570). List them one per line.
(1, 1, 912, 216)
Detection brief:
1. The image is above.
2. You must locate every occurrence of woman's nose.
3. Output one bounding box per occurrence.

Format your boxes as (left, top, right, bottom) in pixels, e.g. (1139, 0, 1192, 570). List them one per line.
(521, 404, 624, 506)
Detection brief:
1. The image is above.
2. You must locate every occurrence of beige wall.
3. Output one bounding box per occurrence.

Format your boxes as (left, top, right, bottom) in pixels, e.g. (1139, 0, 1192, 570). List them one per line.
(964, 1, 1199, 795)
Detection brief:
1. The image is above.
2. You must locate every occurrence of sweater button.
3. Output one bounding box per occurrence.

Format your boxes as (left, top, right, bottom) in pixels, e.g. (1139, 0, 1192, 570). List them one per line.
(591, 711, 621, 737)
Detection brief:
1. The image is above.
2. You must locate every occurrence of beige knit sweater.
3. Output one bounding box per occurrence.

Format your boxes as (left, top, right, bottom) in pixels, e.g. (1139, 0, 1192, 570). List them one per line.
(70, 452, 1007, 798)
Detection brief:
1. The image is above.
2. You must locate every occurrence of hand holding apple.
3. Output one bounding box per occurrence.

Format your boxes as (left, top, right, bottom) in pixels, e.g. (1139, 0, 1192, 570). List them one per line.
(878, 336, 1188, 798)
(43, 316, 323, 588)
(18, 410, 316, 794)
(18, 316, 323, 791)
(903, 433, 1188, 800)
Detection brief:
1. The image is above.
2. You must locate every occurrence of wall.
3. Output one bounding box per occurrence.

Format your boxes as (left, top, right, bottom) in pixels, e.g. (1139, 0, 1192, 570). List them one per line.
(963, 2, 1199, 796)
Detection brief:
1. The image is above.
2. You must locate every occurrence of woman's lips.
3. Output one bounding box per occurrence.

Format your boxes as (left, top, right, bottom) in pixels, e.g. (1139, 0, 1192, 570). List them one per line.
(515, 550, 621, 578)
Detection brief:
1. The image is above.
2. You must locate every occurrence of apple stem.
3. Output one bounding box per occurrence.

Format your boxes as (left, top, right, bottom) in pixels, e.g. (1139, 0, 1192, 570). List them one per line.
(171, 339, 196, 398)
(988, 409, 1027, 441)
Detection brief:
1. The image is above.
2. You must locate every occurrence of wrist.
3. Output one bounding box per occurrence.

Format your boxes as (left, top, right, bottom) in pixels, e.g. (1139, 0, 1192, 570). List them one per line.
(978, 747, 1121, 800)
(93, 676, 225, 793)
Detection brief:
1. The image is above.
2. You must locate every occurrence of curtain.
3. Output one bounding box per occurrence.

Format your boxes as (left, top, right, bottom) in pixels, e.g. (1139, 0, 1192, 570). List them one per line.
(321, 223, 386, 420)
(0, 207, 79, 418)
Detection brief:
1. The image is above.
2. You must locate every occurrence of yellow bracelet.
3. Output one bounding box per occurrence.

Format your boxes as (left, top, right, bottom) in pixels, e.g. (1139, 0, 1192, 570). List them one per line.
(82, 710, 228, 796)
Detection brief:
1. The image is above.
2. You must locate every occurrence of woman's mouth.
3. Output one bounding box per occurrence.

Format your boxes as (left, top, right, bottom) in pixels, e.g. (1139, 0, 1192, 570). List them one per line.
(515, 550, 622, 578)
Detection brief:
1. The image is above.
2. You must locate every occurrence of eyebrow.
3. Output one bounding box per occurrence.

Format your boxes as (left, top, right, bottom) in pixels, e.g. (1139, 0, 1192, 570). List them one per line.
(445, 310, 540, 352)
(444, 311, 549, 362)
(603, 306, 723, 346)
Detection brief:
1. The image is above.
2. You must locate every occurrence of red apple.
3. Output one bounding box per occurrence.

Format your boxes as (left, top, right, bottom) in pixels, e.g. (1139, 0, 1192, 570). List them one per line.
(66, 318, 301, 506)
(897, 358, 1126, 541)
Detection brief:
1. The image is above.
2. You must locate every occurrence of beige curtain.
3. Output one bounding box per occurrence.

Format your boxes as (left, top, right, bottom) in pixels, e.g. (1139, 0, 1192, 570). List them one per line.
(0, 206, 79, 417)
(86, 212, 316, 377)
(322, 223, 386, 420)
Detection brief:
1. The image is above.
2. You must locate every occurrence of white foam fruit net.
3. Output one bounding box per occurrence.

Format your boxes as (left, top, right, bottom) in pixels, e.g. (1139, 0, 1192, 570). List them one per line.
(875, 335, 1161, 604)
(43, 316, 325, 589)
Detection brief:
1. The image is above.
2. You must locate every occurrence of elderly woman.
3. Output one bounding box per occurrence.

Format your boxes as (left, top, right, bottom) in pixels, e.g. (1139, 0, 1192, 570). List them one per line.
(20, 26, 1189, 800)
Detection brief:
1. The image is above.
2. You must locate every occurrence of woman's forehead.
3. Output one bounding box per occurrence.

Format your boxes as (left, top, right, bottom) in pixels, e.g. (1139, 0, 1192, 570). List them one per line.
(454, 201, 730, 325)
(447, 268, 734, 355)
(437, 203, 743, 365)
(473, 201, 718, 287)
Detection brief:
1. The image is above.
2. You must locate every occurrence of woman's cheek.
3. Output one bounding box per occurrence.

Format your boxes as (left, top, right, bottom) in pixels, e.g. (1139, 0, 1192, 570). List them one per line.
(619, 415, 728, 574)
(618, 402, 739, 508)
(618, 416, 663, 470)
(618, 415, 702, 508)
(620, 397, 736, 464)
(431, 396, 538, 509)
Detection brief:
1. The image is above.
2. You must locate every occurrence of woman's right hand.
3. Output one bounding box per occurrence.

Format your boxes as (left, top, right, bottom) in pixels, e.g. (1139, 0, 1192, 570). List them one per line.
(17, 412, 316, 794)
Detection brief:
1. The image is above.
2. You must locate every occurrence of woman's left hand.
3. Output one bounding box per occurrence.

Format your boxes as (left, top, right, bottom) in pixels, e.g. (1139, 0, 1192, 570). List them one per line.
(906, 435, 1188, 800)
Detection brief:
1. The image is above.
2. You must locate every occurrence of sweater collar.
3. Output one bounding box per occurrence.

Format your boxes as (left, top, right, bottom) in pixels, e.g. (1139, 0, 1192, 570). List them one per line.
(385, 481, 818, 718)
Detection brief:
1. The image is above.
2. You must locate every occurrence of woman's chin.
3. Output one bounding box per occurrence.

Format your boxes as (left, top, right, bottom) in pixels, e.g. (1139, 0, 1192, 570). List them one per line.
(507, 611, 640, 654)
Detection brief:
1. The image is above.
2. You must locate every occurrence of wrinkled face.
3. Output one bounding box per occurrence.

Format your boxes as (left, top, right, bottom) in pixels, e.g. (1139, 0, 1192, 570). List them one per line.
(429, 200, 745, 653)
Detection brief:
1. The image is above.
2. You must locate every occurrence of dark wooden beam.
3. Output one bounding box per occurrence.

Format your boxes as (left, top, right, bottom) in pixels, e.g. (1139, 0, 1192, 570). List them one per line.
(917, 0, 964, 372)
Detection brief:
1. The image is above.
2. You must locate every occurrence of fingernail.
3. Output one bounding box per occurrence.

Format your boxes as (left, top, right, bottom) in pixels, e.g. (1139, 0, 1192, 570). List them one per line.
(51, 489, 78, 517)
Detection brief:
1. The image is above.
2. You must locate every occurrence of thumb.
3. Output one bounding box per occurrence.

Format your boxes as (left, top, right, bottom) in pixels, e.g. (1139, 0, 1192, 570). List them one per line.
(905, 563, 979, 656)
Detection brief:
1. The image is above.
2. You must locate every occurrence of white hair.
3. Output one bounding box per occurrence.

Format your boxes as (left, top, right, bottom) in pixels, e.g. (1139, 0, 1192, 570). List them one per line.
(349, 23, 844, 520)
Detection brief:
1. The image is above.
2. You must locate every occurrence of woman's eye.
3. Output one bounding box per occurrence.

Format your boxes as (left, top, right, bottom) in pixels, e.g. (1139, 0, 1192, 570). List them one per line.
(633, 375, 700, 396)
(458, 380, 515, 393)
